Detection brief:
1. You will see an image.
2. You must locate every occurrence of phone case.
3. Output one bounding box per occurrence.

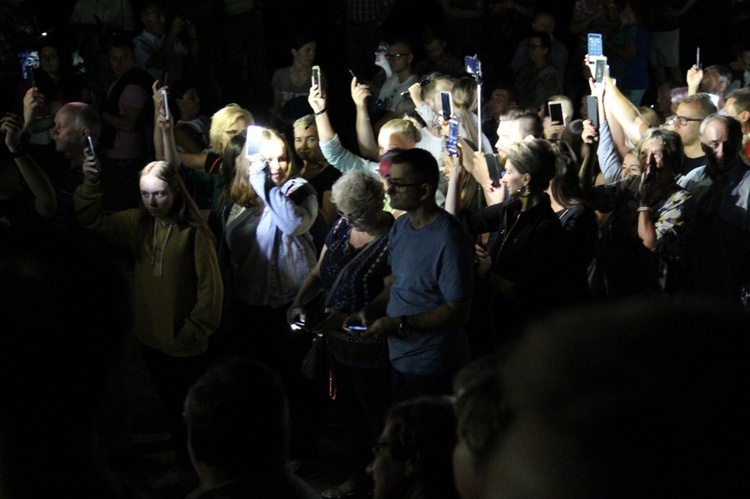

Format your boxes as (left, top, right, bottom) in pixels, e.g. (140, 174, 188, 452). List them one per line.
(447, 119, 459, 157)
(588, 33, 603, 57)
(586, 96, 599, 129)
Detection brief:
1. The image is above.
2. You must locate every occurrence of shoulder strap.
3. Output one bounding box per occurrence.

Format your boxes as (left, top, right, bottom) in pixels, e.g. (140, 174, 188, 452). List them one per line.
(207, 156, 223, 174)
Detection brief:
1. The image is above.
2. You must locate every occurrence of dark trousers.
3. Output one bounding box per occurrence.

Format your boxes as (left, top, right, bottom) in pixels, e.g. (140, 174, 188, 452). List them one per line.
(140, 345, 208, 468)
(332, 359, 392, 485)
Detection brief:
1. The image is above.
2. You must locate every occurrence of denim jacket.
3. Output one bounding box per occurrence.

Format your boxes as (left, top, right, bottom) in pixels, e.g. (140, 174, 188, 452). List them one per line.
(224, 167, 317, 307)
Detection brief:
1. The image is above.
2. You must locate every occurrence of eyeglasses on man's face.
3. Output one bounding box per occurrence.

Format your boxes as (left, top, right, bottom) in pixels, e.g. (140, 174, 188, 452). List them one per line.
(670, 115, 702, 126)
(385, 53, 411, 60)
(385, 175, 423, 191)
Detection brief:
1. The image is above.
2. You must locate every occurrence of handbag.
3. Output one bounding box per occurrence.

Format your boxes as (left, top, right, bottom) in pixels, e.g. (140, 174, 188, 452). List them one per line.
(300, 333, 329, 381)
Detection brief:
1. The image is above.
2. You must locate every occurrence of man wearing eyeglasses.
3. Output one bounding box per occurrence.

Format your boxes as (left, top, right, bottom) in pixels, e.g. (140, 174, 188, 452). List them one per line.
(671, 93, 717, 176)
(372, 40, 418, 121)
(356, 148, 474, 401)
(597, 66, 716, 178)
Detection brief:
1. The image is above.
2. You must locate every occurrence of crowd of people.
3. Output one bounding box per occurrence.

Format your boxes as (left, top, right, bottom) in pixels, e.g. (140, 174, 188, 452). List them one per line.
(2, 0, 750, 498)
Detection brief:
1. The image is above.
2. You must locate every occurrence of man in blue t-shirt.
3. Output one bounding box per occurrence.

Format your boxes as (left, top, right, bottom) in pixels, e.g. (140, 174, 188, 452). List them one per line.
(357, 148, 474, 400)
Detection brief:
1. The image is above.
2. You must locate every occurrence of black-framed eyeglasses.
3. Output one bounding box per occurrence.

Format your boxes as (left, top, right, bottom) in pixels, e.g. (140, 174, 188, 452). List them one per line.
(385, 53, 411, 60)
(385, 175, 423, 191)
(671, 115, 702, 126)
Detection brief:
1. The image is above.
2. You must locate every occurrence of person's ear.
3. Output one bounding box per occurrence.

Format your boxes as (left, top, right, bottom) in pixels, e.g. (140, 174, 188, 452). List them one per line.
(418, 182, 433, 202)
(739, 110, 750, 125)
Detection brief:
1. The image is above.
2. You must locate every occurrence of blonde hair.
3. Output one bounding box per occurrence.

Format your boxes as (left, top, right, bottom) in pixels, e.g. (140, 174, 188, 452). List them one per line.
(209, 104, 254, 152)
(452, 76, 480, 150)
(380, 117, 422, 146)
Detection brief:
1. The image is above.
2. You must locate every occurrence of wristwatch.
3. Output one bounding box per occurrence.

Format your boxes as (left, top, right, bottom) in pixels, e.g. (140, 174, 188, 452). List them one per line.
(399, 315, 409, 335)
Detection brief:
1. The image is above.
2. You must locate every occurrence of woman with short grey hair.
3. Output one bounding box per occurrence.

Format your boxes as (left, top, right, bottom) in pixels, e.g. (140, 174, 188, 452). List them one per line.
(288, 169, 394, 498)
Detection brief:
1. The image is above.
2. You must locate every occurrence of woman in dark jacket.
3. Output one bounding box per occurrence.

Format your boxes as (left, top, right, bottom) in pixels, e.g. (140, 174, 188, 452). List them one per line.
(448, 138, 577, 345)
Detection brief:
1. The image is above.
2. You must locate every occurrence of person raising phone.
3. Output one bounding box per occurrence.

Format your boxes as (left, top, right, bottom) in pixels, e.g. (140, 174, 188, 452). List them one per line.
(73, 151, 222, 480)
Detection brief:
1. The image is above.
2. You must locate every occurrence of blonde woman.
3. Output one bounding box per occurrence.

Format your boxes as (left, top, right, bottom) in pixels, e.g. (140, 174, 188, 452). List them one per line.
(164, 101, 253, 174)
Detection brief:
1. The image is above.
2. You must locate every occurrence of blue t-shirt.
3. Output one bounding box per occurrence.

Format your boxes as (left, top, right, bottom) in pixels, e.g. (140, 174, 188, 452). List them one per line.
(386, 211, 474, 375)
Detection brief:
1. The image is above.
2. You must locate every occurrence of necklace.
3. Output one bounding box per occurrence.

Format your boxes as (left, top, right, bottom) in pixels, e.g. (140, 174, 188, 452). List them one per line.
(497, 212, 521, 256)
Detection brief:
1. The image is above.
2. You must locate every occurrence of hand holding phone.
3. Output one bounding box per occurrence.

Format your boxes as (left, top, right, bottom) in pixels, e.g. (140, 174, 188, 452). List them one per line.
(548, 100, 564, 125)
(343, 317, 367, 333)
(440, 91, 453, 121)
(586, 95, 599, 130)
(83, 135, 99, 175)
(446, 119, 460, 157)
(311, 65, 321, 89)
(160, 89, 170, 120)
(245, 125, 264, 160)
(594, 58, 607, 83)
(86, 135, 96, 160)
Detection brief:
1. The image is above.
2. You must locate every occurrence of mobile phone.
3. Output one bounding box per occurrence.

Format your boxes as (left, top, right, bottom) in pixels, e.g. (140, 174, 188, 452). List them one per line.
(548, 100, 564, 125)
(696, 46, 701, 69)
(343, 317, 367, 333)
(311, 65, 321, 89)
(246, 125, 264, 157)
(86, 135, 96, 160)
(159, 69, 168, 88)
(446, 119, 459, 157)
(594, 58, 606, 83)
(161, 88, 170, 120)
(588, 33, 603, 57)
(291, 320, 306, 332)
(464, 55, 482, 77)
(440, 91, 453, 121)
(586, 95, 599, 129)
(485, 153, 501, 188)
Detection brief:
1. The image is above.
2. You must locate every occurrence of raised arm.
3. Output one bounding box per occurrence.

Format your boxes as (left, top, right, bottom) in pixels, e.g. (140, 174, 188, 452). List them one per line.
(352, 77, 378, 160)
(309, 82, 334, 144)
(310, 82, 378, 174)
(602, 74, 648, 144)
(248, 164, 318, 236)
(152, 82, 180, 168)
(1, 114, 56, 217)
(73, 150, 138, 247)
